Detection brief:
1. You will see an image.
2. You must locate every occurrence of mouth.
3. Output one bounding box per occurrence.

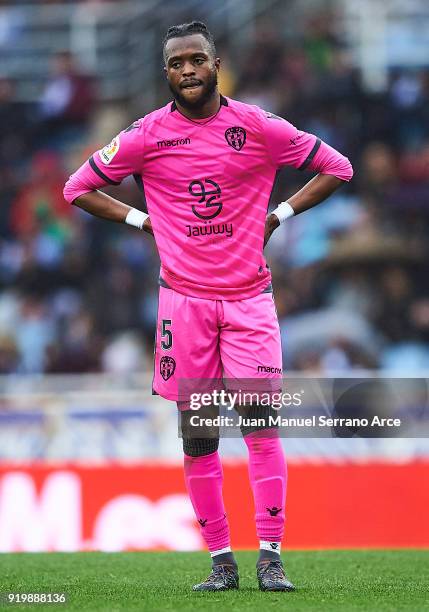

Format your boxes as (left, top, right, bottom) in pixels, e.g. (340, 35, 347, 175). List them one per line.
(181, 80, 203, 91)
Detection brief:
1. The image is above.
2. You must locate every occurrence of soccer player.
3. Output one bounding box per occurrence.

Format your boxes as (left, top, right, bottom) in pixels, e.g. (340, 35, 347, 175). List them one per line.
(63, 21, 353, 592)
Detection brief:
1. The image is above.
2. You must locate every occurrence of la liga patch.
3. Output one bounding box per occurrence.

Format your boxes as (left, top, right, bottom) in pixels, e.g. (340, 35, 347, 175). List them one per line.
(99, 136, 120, 165)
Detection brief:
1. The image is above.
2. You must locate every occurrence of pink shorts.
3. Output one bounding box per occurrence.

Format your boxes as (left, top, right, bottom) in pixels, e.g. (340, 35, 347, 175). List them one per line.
(152, 285, 283, 401)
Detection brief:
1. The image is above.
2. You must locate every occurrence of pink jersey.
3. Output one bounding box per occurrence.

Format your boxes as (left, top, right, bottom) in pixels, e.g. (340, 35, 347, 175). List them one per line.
(64, 96, 353, 300)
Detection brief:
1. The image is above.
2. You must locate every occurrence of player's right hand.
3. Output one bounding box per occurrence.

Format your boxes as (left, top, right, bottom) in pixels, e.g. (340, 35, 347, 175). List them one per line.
(143, 216, 154, 237)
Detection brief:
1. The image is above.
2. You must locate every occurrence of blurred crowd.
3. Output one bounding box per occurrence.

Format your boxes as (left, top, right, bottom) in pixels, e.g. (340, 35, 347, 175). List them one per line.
(0, 0, 123, 4)
(0, 11, 428, 376)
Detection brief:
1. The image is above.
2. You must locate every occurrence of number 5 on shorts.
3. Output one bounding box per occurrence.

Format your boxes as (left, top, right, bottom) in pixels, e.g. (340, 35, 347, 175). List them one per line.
(160, 319, 173, 350)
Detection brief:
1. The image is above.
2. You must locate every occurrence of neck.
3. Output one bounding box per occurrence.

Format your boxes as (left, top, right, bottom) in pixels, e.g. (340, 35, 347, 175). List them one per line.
(176, 90, 221, 120)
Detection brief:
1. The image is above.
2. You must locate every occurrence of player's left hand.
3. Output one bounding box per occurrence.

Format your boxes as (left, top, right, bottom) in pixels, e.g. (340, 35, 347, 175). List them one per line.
(264, 213, 280, 248)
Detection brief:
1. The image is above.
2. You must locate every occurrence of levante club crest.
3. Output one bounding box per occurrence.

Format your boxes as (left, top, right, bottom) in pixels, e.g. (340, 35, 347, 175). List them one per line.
(160, 356, 176, 381)
(225, 127, 246, 151)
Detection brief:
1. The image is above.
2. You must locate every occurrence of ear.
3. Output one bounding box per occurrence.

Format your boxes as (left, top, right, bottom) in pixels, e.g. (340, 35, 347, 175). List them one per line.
(163, 66, 168, 78)
(215, 57, 221, 70)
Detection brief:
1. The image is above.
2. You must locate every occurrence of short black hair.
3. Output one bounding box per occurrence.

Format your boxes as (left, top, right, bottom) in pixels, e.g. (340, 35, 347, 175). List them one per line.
(163, 21, 216, 63)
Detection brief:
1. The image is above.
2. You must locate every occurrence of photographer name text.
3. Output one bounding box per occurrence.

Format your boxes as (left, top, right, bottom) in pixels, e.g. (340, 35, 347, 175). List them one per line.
(188, 415, 401, 428)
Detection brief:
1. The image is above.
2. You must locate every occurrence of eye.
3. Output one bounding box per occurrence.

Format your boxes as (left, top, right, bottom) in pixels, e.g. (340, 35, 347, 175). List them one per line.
(194, 58, 205, 65)
(171, 62, 181, 69)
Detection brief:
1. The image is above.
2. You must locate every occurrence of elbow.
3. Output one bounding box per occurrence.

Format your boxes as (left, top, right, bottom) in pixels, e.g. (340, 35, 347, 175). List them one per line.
(63, 178, 75, 205)
(312, 140, 354, 182)
(63, 177, 92, 206)
(342, 157, 354, 182)
(321, 157, 354, 183)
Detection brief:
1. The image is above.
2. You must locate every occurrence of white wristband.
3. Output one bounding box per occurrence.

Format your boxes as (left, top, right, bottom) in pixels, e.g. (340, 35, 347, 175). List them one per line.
(271, 201, 295, 224)
(125, 208, 149, 230)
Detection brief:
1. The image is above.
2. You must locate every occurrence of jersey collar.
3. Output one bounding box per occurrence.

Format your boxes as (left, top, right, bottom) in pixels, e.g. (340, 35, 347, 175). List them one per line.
(170, 94, 228, 113)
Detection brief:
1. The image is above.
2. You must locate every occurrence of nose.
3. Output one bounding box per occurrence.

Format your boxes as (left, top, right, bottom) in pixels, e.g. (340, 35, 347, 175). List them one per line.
(182, 61, 196, 76)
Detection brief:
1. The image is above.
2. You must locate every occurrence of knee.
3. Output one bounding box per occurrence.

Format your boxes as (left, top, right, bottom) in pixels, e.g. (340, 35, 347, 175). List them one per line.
(238, 404, 280, 438)
(183, 437, 219, 457)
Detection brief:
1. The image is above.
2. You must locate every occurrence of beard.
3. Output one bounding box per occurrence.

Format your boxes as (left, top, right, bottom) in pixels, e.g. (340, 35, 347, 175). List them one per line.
(169, 70, 218, 110)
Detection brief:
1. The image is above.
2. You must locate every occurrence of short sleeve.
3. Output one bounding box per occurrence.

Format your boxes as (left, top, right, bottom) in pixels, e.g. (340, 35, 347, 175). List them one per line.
(258, 109, 320, 171)
(89, 119, 144, 185)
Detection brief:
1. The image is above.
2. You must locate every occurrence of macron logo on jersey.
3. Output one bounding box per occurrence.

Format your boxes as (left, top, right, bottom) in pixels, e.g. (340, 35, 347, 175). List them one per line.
(157, 137, 191, 149)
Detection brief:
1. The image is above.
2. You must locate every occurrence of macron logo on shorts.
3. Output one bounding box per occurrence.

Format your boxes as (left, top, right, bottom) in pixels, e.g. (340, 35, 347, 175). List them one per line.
(258, 365, 282, 374)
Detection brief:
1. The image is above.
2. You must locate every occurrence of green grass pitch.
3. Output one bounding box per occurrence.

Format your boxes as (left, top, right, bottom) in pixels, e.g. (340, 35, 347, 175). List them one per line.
(1, 550, 428, 611)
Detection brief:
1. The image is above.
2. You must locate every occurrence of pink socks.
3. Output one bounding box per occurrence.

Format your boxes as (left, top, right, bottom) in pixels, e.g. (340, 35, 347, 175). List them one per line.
(243, 431, 287, 543)
(183, 450, 231, 553)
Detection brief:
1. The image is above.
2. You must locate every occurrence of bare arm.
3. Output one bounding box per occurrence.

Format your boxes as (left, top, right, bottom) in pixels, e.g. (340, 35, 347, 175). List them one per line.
(264, 174, 344, 247)
(74, 190, 153, 235)
(286, 174, 343, 215)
